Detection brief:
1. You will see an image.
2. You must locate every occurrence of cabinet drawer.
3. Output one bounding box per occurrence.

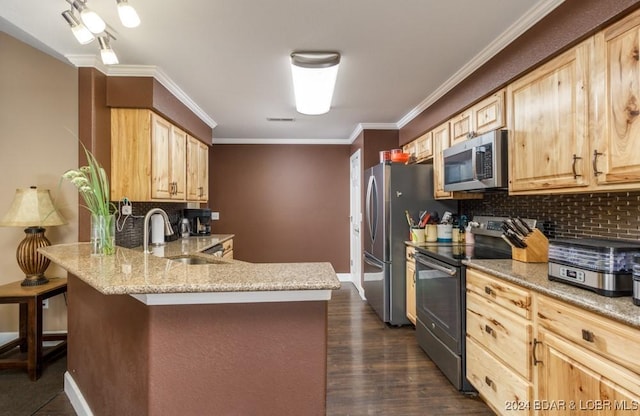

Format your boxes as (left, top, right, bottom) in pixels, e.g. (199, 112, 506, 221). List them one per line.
(406, 246, 415, 262)
(222, 239, 233, 252)
(466, 269, 531, 319)
(537, 295, 640, 375)
(467, 292, 533, 380)
(467, 336, 532, 416)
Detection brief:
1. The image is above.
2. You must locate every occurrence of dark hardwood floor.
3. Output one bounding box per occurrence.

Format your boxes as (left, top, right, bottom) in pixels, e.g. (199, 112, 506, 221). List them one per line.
(34, 283, 493, 415)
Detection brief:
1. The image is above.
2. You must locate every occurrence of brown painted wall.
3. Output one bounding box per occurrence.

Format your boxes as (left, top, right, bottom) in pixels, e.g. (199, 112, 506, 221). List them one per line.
(106, 76, 212, 143)
(350, 129, 400, 170)
(400, 0, 640, 144)
(69, 275, 328, 415)
(210, 144, 350, 271)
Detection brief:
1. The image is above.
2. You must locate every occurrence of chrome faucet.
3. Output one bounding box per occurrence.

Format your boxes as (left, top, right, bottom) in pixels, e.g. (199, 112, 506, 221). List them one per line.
(143, 208, 174, 254)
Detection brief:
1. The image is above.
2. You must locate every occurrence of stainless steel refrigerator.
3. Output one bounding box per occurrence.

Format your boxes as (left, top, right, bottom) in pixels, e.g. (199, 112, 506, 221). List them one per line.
(363, 163, 456, 325)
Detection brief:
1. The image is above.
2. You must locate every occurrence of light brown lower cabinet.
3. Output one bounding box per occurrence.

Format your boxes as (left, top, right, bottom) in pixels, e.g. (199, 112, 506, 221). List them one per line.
(406, 246, 416, 325)
(222, 239, 233, 259)
(466, 268, 640, 416)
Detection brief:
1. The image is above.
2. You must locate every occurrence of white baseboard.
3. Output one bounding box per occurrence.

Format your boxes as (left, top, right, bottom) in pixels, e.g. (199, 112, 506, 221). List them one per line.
(336, 273, 352, 283)
(65, 371, 94, 416)
(0, 330, 66, 347)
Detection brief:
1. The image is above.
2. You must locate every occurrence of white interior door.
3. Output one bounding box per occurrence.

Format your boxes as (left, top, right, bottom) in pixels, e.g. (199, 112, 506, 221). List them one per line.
(350, 149, 364, 298)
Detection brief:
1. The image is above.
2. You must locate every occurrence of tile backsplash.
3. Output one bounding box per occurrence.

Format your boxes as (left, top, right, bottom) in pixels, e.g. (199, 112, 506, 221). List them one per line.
(114, 202, 187, 248)
(460, 191, 640, 242)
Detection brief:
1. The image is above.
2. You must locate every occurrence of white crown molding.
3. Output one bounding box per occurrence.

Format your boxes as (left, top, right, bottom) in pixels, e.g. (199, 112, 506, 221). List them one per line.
(348, 122, 398, 144)
(396, 0, 566, 129)
(62, 57, 217, 132)
(212, 137, 352, 145)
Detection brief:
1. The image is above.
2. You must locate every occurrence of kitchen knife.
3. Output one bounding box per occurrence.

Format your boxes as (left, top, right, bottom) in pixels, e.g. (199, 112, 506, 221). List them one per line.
(504, 228, 527, 248)
(516, 217, 534, 234)
(501, 234, 517, 249)
(511, 218, 530, 237)
(503, 219, 525, 239)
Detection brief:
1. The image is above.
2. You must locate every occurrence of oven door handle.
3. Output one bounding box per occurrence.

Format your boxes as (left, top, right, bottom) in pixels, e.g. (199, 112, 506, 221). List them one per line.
(415, 255, 457, 276)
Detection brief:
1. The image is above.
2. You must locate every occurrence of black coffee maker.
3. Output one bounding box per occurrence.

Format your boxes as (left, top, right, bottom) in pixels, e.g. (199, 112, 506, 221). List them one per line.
(183, 208, 212, 236)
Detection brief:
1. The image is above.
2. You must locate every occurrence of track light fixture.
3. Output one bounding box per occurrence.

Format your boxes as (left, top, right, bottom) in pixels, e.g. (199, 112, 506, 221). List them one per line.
(61, 10, 95, 45)
(61, 0, 141, 66)
(98, 34, 119, 65)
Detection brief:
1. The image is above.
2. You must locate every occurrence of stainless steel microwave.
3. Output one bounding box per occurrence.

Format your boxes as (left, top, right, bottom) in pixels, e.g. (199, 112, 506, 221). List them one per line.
(443, 129, 508, 192)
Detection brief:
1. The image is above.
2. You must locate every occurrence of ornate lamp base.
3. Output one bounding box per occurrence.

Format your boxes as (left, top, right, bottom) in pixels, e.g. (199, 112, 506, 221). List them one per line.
(17, 227, 51, 287)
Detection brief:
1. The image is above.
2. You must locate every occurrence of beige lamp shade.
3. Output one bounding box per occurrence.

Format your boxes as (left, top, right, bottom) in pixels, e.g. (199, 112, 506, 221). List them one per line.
(0, 187, 67, 227)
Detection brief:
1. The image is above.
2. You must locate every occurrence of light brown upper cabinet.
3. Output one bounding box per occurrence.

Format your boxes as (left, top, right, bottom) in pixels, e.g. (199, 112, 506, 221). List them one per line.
(593, 9, 640, 187)
(450, 89, 506, 146)
(414, 131, 433, 162)
(186, 136, 209, 202)
(111, 108, 208, 202)
(507, 38, 592, 193)
(508, 7, 640, 194)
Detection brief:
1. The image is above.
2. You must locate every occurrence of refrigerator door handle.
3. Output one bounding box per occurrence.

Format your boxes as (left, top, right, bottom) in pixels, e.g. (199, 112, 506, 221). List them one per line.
(363, 252, 384, 269)
(365, 175, 378, 243)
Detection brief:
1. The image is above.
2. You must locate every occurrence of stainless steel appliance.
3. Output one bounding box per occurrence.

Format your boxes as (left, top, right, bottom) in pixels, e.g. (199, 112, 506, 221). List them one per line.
(548, 238, 640, 296)
(443, 129, 508, 192)
(363, 163, 456, 325)
(414, 216, 530, 391)
(183, 208, 212, 236)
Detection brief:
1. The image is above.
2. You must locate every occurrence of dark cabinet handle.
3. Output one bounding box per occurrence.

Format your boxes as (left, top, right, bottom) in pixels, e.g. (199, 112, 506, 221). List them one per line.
(484, 325, 494, 336)
(484, 376, 493, 387)
(592, 150, 603, 176)
(533, 338, 543, 366)
(572, 154, 582, 179)
(484, 286, 493, 295)
(582, 329, 595, 342)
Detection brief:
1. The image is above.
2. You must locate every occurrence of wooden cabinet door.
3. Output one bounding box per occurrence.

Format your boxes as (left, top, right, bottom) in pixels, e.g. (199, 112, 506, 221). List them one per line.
(473, 90, 505, 135)
(432, 122, 453, 199)
(151, 113, 172, 199)
(450, 108, 473, 146)
(596, 10, 640, 186)
(111, 109, 152, 201)
(187, 136, 209, 202)
(507, 39, 592, 193)
(415, 132, 433, 161)
(169, 126, 186, 200)
(405, 258, 416, 325)
(536, 328, 640, 415)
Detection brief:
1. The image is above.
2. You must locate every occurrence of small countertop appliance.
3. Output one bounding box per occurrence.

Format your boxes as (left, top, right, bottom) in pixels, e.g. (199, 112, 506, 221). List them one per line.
(548, 238, 640, 297)
(183, 208, 211, 236)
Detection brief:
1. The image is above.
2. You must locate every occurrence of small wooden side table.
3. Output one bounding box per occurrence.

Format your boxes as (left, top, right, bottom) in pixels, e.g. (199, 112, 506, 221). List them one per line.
(0, 277, 68, 380)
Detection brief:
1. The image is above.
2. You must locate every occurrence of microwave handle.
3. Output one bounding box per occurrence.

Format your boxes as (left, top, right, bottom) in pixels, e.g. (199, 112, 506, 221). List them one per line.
(474, 146, 486, 180)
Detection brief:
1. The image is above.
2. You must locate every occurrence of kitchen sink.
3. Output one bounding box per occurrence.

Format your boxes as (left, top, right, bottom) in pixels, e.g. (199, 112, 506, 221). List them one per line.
(168, 255, 228, 265)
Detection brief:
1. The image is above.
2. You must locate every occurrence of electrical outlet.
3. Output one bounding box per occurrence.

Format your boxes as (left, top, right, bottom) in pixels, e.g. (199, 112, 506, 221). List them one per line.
(42, 299, 49, 309)
(211, 212, 220, 220)
(122, 204, 132, 215)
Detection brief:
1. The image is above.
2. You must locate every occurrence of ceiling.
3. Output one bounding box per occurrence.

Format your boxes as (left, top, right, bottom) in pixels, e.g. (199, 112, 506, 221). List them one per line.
(0, 0, 563, 144)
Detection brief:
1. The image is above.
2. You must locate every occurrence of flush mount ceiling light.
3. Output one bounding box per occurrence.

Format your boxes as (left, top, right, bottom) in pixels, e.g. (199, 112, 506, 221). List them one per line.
(61, 10, 95, 44)
(290, 52, 340, 115)
(98, 34, 119, 65)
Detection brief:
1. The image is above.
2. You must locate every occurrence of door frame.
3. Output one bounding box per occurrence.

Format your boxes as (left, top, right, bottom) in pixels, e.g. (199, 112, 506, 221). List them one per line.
(350, 149, 364, 299)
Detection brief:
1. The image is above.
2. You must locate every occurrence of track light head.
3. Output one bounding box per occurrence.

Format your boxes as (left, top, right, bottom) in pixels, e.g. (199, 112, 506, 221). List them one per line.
(98, 35, 119, 65)
(72, 0, 106, 34)
(61, 10, 95, 45)
(116, 0, 140, 28)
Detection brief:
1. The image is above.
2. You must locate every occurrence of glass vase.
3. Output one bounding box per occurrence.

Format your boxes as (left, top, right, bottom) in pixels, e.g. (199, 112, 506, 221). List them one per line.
(91, 213, 116, 255)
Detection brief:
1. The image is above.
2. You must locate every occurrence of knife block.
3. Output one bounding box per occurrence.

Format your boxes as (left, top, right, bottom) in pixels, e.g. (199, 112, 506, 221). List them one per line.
(512, 229, 549, 263)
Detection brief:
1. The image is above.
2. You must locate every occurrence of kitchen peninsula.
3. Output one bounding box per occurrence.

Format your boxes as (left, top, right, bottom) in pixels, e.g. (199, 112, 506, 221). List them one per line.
(39, 238, 340, 416)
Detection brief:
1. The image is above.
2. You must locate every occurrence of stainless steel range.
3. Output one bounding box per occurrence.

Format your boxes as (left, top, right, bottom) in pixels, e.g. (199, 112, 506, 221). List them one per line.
(413, 216, 536, 392)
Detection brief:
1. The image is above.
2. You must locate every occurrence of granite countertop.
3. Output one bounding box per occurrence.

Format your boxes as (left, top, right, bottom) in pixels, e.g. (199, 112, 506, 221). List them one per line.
(464, 259, 640, 328)
(39, 236, 340, 297)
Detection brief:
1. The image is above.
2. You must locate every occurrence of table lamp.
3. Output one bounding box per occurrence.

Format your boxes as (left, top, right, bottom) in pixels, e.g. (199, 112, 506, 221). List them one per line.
(0, 187, 67, 286)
